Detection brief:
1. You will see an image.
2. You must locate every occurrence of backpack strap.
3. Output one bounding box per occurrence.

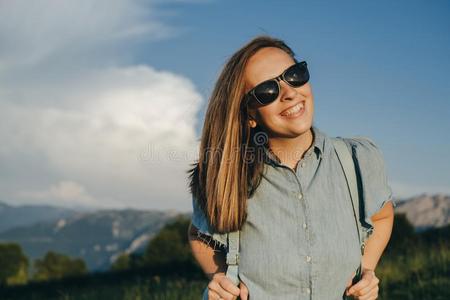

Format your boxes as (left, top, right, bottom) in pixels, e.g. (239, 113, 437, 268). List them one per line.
(332, 137, 365, 285)
(225, 230, 240, 286)
(202, 231, 240, 300)
(332, 137, 364, 253)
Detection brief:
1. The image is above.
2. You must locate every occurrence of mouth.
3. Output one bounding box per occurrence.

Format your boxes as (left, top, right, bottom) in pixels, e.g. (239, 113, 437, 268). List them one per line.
(279, 101, 306, 117)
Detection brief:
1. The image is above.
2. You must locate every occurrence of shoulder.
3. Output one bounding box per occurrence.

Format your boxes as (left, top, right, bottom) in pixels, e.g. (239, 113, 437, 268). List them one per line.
(344, 135, 380, 152)
(343, 135, 394, 218)
(342, 135, 389, 185)
(343, 136, 386, 165)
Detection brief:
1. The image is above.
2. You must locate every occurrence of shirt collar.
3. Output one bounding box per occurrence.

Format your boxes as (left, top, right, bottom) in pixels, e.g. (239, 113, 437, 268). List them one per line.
(262, 125, 325, 166)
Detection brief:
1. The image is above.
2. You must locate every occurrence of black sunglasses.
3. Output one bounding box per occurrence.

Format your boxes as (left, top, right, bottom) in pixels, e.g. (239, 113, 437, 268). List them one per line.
(244, 60, 309, 106)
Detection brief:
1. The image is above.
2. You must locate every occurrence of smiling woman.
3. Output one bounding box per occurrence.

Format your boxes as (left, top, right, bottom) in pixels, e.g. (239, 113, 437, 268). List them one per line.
(187, 34, 394, 300)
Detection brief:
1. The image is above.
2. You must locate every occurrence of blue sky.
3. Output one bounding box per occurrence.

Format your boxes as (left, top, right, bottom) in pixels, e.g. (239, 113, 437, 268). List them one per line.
(140, 0, 450, 198)
(0, 0, 448, 211)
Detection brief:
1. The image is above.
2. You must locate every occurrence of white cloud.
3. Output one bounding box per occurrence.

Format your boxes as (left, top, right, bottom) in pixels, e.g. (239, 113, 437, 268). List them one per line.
(15, 180, 106, 209)
(0, 63, 202, 211)
(0, 0, 204, 211)
(0, 0, 180, 71)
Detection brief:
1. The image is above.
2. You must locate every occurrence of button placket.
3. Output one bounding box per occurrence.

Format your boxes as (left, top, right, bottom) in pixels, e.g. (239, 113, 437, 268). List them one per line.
(285, 165, 312, 298)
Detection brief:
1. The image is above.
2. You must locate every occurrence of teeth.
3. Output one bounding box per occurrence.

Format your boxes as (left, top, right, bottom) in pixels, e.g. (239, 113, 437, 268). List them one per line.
(281, 102, 304, 116)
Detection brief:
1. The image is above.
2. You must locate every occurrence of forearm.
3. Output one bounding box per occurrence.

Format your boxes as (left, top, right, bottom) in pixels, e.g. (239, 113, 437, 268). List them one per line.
(188, 222, 228, 280)
(361, 214, 394, 271)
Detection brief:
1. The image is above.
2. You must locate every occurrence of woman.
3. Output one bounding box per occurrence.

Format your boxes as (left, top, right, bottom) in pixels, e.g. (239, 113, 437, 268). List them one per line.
(187, 35, 395, 300)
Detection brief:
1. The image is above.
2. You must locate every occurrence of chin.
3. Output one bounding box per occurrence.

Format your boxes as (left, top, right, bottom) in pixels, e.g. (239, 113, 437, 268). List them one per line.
(292, 124, 311, 135)
(271, 122, 311, 138)
(289, 117, 313, 134)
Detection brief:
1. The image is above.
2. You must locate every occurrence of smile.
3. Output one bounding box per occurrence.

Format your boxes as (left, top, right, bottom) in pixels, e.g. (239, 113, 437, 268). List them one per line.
(280, 101, 305, 117)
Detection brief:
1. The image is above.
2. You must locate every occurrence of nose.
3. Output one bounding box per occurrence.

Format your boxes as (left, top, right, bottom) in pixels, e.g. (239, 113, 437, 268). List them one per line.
(277, 78, 298, 101)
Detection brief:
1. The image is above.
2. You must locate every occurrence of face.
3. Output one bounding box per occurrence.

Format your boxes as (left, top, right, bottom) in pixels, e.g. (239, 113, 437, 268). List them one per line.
(243, 47, 314, 139)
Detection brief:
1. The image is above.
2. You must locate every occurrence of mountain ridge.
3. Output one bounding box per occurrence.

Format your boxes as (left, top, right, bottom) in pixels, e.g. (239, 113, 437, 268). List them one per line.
(0, 193, 447, 272)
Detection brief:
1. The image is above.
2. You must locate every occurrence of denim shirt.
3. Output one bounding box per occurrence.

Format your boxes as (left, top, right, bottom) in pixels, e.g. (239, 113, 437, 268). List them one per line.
(191, 125, 395, 300)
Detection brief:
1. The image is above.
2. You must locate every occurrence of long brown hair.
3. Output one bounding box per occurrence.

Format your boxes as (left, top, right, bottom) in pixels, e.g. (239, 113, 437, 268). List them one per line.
(187, 35, 298, 233)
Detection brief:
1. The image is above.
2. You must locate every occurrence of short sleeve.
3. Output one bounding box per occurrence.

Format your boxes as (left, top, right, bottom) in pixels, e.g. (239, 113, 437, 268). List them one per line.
(348, 136, 395, 227)
(191, 194, 228, 249)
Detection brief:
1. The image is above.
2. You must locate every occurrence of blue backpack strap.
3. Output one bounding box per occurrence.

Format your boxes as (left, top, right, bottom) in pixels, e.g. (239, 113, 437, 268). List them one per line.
(332, 137, 364, 285)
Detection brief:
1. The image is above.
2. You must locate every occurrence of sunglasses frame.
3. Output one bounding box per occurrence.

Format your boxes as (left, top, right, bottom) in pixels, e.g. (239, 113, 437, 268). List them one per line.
(244, 59, 309, 107)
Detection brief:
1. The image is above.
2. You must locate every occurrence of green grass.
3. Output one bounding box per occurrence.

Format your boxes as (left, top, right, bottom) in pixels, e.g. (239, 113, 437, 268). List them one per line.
(0, 275, 208, 300)
(376, 241, 449, 300)
(1, 218, 448, 299)
(2, 243, 449, 300)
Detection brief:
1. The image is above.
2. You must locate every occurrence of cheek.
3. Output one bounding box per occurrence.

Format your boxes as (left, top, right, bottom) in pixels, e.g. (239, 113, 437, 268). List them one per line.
(302, 82, 313, 95)
(258, 107, 283, 126)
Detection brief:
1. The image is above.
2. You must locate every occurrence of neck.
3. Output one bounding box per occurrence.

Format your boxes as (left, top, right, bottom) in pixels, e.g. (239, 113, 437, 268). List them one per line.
(268, 127, 314, 167)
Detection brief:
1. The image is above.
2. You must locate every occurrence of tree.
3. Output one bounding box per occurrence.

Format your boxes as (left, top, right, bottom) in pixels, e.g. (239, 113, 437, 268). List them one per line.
(32, 251, 87, 281)
(142, 215, 196, 268)
(384, 212, 417, 255)
(111, 252, 130, 271)
(0, 243, 29, 286)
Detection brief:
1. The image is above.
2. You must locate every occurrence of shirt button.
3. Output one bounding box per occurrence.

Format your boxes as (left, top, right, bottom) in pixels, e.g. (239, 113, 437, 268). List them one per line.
(297, 193, 303, 200)
(302, 222, 307, 229)
(305, 287, 311, 294)
(306, 255, 311, 262)
(300, 162, 305, 168)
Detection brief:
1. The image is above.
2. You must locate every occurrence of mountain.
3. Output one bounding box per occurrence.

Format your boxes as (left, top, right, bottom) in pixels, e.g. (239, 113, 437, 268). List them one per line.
(0, 208, 183, 272)
(394, 193, 450, 232)
(0, 193, 447, 273)
(0, 201, 84, 233)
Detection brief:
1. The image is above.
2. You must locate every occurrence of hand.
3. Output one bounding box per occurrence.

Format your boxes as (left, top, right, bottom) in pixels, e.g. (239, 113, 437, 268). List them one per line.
(238, 280, 249, 300)
(345, 268, 380, 299)
(344, 270, 356, 293)
(206, 272, 249, 300)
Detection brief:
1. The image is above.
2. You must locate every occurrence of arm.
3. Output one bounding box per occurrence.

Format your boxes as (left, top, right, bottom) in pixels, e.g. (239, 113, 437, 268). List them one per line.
(188, 223, 247, 299)
(188, 222, 228, 280)
(345, 200, 395, 297)
(361, 200, 395, 271)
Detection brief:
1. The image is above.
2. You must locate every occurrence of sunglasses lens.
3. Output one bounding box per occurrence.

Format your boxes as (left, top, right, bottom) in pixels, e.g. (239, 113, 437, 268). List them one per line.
(253, 80, 279, 105)
(285, 62, 309, 87)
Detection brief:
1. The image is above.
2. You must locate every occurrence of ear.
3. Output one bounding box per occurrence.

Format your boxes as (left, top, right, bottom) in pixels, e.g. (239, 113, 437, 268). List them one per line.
(247, 109, 258, 128)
